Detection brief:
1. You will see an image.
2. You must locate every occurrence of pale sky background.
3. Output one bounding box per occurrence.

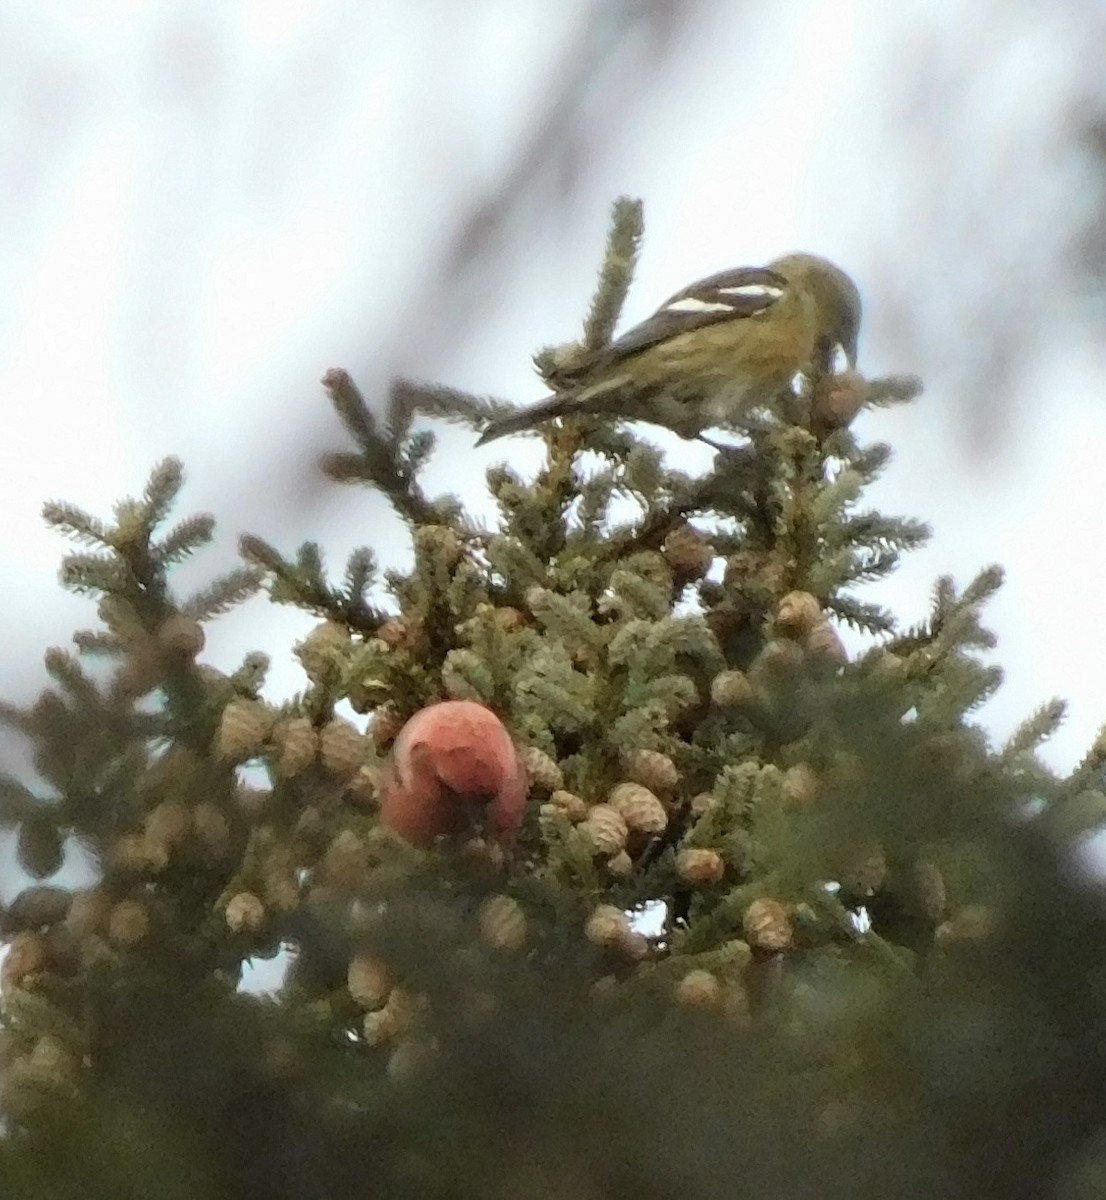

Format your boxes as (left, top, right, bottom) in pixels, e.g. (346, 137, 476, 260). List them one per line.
(3, 0, 1106, 914)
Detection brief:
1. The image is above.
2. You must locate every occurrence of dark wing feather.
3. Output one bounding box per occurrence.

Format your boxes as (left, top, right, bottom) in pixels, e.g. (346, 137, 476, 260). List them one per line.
(600, 265, 790, 363)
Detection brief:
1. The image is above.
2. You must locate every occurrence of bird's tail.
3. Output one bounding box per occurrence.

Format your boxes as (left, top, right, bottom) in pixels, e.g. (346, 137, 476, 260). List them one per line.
(475, 394, 577, 446)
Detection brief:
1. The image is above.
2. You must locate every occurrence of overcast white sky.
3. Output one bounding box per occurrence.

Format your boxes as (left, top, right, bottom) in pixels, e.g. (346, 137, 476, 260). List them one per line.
(2, 0, 1105, 838)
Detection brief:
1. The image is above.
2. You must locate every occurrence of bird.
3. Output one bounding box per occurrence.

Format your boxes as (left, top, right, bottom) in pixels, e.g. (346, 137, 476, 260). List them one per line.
(475, 253, 861, 446)
(378, 700, 529, 848)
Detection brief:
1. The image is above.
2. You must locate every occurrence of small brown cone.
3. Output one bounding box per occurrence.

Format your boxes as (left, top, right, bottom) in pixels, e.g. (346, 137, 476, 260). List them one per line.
(676, 848, 725, 887)
(582, 908, 649, 960)
(710, 669, 755, 708)
(319, 717, 366, 780)
(580, 805, 628, 856)
(675, 969, 723, 1009)
(606, 850, 633, 878)
(478, 894, 527, 953)
(348, 954, 393, 1010)
(65, 888, 112, 938)
(584, 905, 632, 949)
(216, 699, 272, 762)
(494, 606, 525, 633)
(27, 1035, 79, 1085)
(751, 639, 804, 677)
(273, 717, 318, 777)
(460, 837, 507, 872)
(782, 764, 820, 808)
(296, 621, 350, 684)
(262, 870, 300, 913)
(1, 933, 48, 990)
(662, 525, 715, 583)
(806, 620, 848, 664)
(620, 930, 650, 961)
(549, 790, 589, 823)
(320, 830, 368, 891)
(192, 802, 231, 859)
(775, 591, 822, 639)
(145, 800, 191, 850)
(362, 1007, 400, 1046)
(811, 369, 868, 436)
(521, 745, 563, 793)
(608, 783, 667, 835)
(108, 900, 150, 947)
(620, 748, 679, 795)
(743, 897, 794, 952)
(225, 892, 265, 934)
(109, 832, 168, 875)
(690, 792, 717, 817)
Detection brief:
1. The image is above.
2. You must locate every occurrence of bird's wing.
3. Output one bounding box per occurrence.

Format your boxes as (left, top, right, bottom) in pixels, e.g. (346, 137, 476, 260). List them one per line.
(600, 266, 789, 362)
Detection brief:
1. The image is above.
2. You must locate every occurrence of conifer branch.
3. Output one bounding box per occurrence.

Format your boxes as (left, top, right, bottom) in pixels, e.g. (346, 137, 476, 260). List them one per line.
(181, 567, 263, 620)
(863, 373, 924, 408)
(1001, 698, 1067, 761)
(40, 501, 112, 546)
(320, 368, 455, 527)
(155, 515, 216, 565)
(386, 378, 517, 440)
(141, 457, 186, 526)
(581, 195, 645, 352)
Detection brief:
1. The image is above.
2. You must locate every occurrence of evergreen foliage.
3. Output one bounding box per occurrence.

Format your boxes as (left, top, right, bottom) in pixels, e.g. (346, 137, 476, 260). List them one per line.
(3, 199, 1106, 1199)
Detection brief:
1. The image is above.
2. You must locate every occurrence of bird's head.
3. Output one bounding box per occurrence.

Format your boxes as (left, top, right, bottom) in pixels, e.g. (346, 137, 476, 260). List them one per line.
(768, 252, 862, 370)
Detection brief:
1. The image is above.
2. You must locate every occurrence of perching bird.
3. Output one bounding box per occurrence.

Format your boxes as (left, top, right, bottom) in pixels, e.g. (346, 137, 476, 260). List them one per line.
(475, 253, 861, 446)
(379, 700, 529, 848)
